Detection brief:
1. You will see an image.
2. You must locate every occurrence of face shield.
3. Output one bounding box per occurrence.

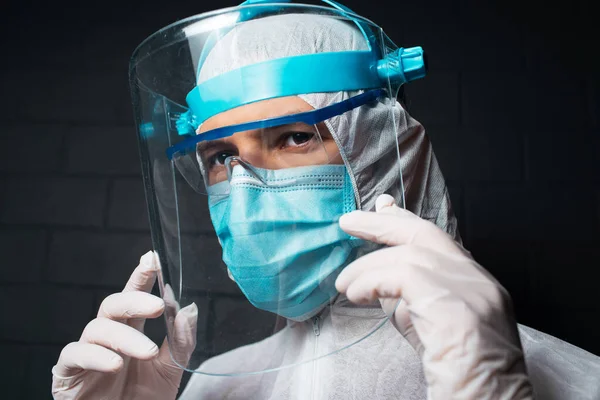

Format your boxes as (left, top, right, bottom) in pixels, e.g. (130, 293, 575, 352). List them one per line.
(129, 0, 426, 376)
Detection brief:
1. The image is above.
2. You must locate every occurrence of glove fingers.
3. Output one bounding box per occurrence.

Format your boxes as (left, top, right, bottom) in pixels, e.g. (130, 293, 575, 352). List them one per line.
(80, 317, 159, 360)
(375, 193, 397, 212)
(340, 208, 459, 256)
(343, 264, 430, 353)
(336, 246, 420, 293)
(123, 251, 158, 293)
(163, 283, 181, 314)
(383, 299, 423, 355)
(341, 261, 448, 308)
(158, 302, 198, 368)
(97, 291, 164, 321)
(345, 266, 405, 303)
(154, 302, 198, 387)
(52, 342, 123, 378)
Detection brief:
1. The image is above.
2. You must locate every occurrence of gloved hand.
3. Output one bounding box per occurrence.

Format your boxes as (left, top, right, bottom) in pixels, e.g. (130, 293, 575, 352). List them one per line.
(52, 251, 197, 400)
(335, 194, 533, 399)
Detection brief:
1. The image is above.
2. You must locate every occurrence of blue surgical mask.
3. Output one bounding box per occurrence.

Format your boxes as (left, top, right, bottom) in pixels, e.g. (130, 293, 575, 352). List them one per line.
(208, 164, 362, 320)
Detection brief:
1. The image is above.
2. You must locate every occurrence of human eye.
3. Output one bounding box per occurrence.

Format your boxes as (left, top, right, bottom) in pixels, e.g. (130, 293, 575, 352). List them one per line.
(208, 151, 236, 167)
(197, 141, 237, 169)
(282, 132, 315, 147)
(273, 124, 319, 151)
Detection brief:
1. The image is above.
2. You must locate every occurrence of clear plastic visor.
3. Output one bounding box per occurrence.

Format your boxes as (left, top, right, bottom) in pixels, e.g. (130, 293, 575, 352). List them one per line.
(129, 3, 402, 377)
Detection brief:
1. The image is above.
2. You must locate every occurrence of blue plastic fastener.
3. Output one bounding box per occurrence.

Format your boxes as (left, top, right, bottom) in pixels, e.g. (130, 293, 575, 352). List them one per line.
(377, 46, 426, 85)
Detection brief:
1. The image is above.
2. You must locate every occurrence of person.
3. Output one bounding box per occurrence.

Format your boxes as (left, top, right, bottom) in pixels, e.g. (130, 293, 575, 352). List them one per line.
(52, 1, 600, 399)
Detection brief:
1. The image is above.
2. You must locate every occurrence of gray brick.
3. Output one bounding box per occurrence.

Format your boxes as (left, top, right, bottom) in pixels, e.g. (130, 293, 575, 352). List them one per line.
(0, 344, 27, 400)
(526, 129, 598, 182)
(24, 345, 63, 400)
(467, 240, 531, 318)
(2, 177, 107, 226)
(529, 242, 599, 310)
(526, 187, 599, 241)
(396, 4, 464, 71)
(0, 69, 131, 125)
(589, 77, 599, 129)
(48, 231, 152, 287)
(430, 127, 523, 182)
(523, 31, 566, 75)
(174, 233, 239, 294)
(523, 30, 597, 77)
(456, 10, 525, 72)
(464, 185, 599, 242)
(48, 231, 231, 292)
(0, 229, 47, 283)
(177, 175, 214, 235)
(151, 232, 236, 294)
(462, 71, 587, 128)
(147, 168, 214, 235)
(399, 4, 524, 72)
(464, 185, 527, 242)
(405, 71, 459, 127)
(80, 25, 147, 72)
(112, 155, 213, 234)
(398, 28, 463, 72)
(462, 72, 531, 128)
(66, 126, 141, 175)
(0, 124, 65, 173)
(526, 73, 588, 128)
(107, 179, 149, 230)
(597, 190, 600, 230)
(2, 19, 83, 70)
(1, 177, 108, 227)
(210, 296, 281, 355)
(0, 287, 94, 343)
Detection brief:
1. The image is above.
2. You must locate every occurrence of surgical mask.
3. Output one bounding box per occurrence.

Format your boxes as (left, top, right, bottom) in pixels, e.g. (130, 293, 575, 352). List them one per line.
(208, 163, 362, 320)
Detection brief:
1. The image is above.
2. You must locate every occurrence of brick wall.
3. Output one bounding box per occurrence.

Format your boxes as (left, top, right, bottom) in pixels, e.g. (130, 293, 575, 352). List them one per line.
(1, 0, 598, 398)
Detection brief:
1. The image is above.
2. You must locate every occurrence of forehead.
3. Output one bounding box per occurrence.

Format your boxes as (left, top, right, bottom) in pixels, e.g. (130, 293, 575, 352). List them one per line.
(198, 96, 314, 134)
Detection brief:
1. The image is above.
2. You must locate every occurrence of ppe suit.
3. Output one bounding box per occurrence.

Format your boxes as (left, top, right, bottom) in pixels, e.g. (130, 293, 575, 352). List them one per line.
(173, 11, 600, 400)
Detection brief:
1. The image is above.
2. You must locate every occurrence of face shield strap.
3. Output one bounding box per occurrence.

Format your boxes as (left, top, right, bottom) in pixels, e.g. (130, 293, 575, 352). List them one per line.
(167, 88, 384, 160)
(179, 48, 425, 136)
(174, 0, 426, 136)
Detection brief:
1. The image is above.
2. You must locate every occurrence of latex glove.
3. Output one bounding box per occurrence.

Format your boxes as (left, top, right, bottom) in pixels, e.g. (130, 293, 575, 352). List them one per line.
(52, 251, 197, 400)
(335, 194, 533, 400)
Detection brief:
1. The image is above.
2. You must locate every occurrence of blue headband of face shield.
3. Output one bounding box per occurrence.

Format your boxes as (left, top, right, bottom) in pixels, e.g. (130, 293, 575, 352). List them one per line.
(172, 0, 426, 136)
(166, 88, 384, 160)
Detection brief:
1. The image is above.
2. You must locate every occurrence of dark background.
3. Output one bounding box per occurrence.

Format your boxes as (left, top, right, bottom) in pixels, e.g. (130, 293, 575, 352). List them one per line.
(1, 0, 598, 398)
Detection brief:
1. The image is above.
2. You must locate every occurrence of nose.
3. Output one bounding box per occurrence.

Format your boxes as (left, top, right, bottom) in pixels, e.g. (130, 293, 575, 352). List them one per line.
(236, 145, 267, 168)
(224, 157, 266, 185)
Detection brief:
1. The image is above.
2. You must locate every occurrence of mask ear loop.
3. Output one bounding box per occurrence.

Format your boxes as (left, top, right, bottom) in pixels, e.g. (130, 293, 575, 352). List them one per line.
(224, 156, 267, 185)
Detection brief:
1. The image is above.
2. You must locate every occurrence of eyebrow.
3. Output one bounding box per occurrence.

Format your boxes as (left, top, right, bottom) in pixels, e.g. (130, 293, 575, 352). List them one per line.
(196, 139, 231, 156)
(198, 107, 309, 134)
